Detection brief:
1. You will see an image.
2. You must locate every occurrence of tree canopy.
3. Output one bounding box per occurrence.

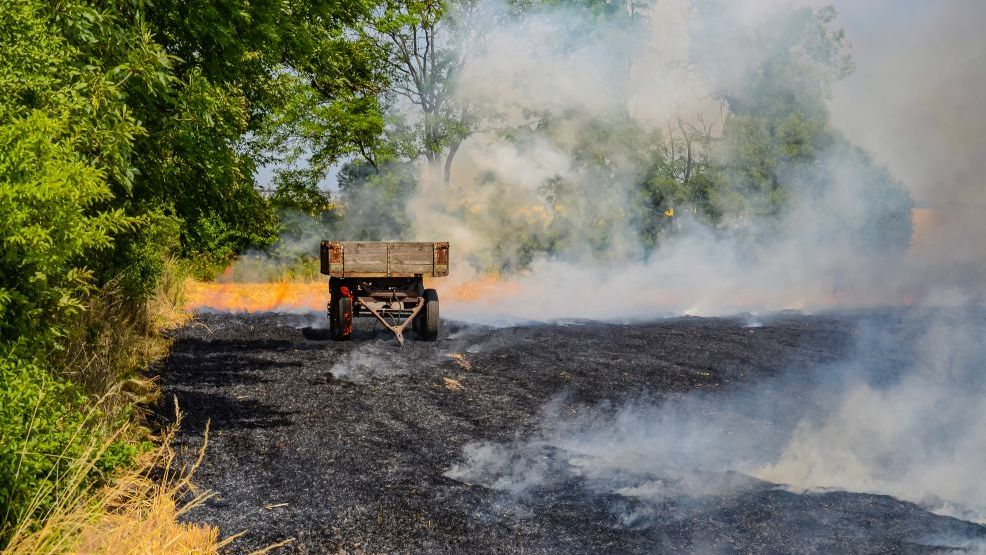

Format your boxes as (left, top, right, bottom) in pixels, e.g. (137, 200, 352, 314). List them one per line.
(0, 0, 388, 539)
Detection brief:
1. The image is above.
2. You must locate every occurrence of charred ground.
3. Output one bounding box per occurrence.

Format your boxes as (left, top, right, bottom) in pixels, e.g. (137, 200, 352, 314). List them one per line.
(157, 311, 985, 554)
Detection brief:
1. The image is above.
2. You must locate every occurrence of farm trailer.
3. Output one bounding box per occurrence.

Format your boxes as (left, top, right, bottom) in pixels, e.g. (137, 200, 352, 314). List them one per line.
(319, 241, 449, 344)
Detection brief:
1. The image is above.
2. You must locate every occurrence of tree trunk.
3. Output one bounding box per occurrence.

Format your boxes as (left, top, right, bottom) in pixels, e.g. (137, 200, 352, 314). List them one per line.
(443, 138, 462, 185)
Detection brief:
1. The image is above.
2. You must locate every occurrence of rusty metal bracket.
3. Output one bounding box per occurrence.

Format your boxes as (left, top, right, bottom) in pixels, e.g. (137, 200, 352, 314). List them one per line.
(356, 297, 424, 346)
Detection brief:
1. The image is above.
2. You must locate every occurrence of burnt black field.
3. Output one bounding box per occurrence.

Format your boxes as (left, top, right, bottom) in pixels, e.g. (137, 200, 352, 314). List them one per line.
(157, 311, 986, 554)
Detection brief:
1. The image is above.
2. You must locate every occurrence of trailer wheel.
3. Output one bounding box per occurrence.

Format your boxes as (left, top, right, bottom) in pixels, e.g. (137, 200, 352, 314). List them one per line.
(421, 289, 439, 341)
(334, 296, 353, 340)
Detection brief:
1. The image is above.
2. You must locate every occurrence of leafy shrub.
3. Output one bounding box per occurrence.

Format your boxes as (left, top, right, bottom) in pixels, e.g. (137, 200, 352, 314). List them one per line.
(0, 113, 131, 348)
(0, 355, 137, 543)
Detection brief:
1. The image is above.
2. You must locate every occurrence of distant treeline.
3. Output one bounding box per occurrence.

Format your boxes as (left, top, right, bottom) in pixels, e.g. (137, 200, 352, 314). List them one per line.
(267, 1, 913, 272)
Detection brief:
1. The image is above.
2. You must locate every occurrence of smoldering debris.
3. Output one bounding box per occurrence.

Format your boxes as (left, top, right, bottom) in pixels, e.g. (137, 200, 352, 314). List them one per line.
(446, 308, 986, 528)
(328, 341, 433, 383)
(762, 308, 986, 522)
(328, 326, 490, 383)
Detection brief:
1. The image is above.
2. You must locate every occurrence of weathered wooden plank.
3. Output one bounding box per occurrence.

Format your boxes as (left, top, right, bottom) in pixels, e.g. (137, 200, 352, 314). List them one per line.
(320, 241, 449, 277)
(390, 254, 433, 265)
(390, 263, 434, 274)
(387, 242, 432, 250)
(347, 258, 387, 273)
(389, 249, 430, 256)
(347, 242, 388, 254)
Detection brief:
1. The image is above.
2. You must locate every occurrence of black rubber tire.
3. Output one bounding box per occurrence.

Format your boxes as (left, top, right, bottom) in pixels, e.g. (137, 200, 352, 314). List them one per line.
(412, 308, 423, 336)
(328, 300, 336, 335)
(410, 279, 425, 336)
(422, 289, 439, 341)
(334, 296, 353, 340)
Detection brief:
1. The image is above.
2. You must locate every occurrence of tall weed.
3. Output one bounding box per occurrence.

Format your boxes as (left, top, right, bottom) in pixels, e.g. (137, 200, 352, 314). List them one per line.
(3, 406, 226, 555)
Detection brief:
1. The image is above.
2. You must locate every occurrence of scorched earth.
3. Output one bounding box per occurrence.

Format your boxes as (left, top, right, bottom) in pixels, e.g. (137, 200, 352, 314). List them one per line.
(157, 311, 986, 554)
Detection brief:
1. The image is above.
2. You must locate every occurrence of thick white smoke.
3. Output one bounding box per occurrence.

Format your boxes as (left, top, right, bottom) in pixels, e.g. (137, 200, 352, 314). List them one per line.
(828, 0, 986, 303)
(433, 0, 986, 534)
(405, 0, 984, 323)
(447, 308, 986, 524)
(760, 310, 986, 521)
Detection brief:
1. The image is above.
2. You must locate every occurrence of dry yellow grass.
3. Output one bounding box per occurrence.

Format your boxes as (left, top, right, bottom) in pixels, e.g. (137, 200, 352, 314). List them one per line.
(447, 353, 472, 371)
(443, 377, 464, 391)
(2, 404, 231, 555)
(4, 260, 294, 555)
(148, 257, 195, 333)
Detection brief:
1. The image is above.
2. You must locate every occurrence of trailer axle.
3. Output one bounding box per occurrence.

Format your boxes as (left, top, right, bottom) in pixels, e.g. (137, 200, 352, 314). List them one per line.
(356, 297, 425, 346)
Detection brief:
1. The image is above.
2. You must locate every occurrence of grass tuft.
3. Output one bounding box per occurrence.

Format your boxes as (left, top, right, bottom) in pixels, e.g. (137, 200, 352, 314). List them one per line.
(3, 402, 229, 555)
(52, 257, 192, 424)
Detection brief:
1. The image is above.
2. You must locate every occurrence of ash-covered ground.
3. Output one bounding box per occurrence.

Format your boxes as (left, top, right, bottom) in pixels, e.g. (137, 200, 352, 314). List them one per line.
(158, 311, 986, 554)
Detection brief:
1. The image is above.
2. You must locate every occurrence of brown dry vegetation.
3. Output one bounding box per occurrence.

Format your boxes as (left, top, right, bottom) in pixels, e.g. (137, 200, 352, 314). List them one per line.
(55, 258, 193, 420)
(1, 260, 261, 555)
(2, 409, 226, 555)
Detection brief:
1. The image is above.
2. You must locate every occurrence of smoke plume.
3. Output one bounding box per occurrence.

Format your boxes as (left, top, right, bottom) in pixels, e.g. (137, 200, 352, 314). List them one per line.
(399, 0, 984, 323)
(431, 0, 986, 533)
(447, 308, 986, 524)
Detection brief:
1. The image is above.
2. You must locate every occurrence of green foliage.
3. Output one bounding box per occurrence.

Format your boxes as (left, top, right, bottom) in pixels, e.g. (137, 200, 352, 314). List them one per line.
(0, 0, 389, 544)
(96, 211, 183, 300)
(204, 0, 390, 189)
(335, 159, 418, 240)
(0, 112, 129, 346)
(709, 4, 854, 222)
(0, 354, 137, 542)
(0, 3, 145, 542)
(126, 66, 279, 276)
(361, 0, 478, 182)
(130, 0, 386, 273)
(270, 170, 338, 217)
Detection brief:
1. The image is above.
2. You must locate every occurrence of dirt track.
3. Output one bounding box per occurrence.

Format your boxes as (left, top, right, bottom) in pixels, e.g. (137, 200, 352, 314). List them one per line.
(158, 311, 986, 554)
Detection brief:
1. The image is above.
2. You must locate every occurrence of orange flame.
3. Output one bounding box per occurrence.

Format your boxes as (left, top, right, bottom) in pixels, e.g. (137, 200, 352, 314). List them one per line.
(185, 272, 517, 314)
(429, 275, 521, 302)
(184, 280, 327, 313)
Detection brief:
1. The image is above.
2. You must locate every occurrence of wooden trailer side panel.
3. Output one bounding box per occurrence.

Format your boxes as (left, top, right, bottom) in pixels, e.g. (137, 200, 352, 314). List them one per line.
(320, 241, 449, 277)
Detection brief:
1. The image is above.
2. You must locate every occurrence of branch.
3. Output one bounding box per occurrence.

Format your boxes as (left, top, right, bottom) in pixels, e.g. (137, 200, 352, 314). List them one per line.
(359, 145, 379, 172)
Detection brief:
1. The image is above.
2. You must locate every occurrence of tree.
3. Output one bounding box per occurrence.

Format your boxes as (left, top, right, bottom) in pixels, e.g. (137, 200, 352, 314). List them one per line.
(372, 0, 484, 184)
(706, 5, 855, 221)
(129, 0, 388, 272)
(0, 0, 149, 343)
(0, 1, 148, 538)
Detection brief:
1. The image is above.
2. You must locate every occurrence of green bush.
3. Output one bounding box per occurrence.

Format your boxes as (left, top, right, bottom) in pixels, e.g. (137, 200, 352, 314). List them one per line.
(0, 113, 131, 348)
(0, 354, 136, 542)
